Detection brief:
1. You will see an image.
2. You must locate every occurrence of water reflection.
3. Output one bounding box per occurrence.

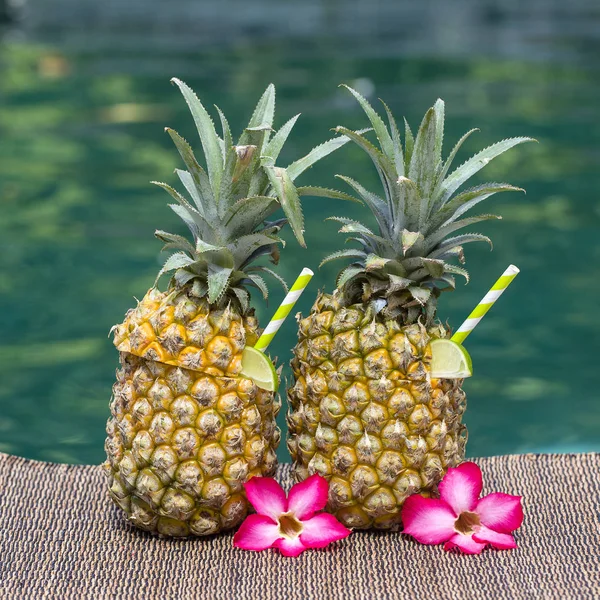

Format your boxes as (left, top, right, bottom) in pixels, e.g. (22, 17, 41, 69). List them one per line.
(0, 0, 599, 463)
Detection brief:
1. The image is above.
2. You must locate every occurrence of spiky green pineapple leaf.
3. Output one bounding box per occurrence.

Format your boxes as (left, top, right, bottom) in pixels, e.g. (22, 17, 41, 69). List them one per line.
(327, 216, 391, 250)
(165, 128, 215, 218)
(229, 232, 283, 265)
(215, 105, 233, 160)
(241, 128, 271, 159)
(380, 99, 405, 177)
(393, 176, 419, 234)
(320, 249, 368, 268)
(245, 125, 273, 132)
(153, 180, 212, 240)
(336, 264, 365, 289)
(243, 272, 269, 300)
(230, 287, 250, 312)
(433, 99, 445, 165)
(238, 84, 275, 150)
(155, 230, 196, 255)
(231, 145, 260, 199)
(408, 107, 438, 227)
(155, 252, 196, 285)
(431, 183, 524, 232)
(381, 259, 408, 277)
(439, 137, 536, 204)
(334, 126, 397, 188)
(425, 214, 501, 250)
(296, 185, 362, 204)
(195, 239, 228, 255)
(437, 128, 479, 186)
(168, 204, 206, 241)
(444, 263, 470, 283)
(173, 269, 197, 287)
(239, 244, 279, 270)
(262, 113, 300, 167)
(341, 85, 395, 162)
(421, 258, 446, 278)
(428, 233, 492, 259)
(190, 279, 209, 298)
(207, 264, 233, 304)
(428, 245, 465, 264)
(336, 175, 390, 234)
(247, 266, 289, 293)
(365, 254, 391, 271)
(223, 196, 277, 239)
(401, 256, 430, 271)
(171, 78, 223, 197)
(286, 131, 364, 181)
(401, 229, 424, 255)
(327, 217, 374, 236)
(175, 169, 202, 213)
(216, 146, 239, 217)
(265, 166, 305, 247)
(246, 167, 269, 199)
(408, 286, 432, 305)
(152, 180, 196, 213)
(387, 273, 413, 291)
(430, 274, 456, 290)
(403, 117, 415, 171)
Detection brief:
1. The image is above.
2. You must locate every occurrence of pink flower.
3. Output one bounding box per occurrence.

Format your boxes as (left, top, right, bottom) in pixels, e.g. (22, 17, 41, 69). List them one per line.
(401, 462, 524, 555)
(233, 475, 351, 557)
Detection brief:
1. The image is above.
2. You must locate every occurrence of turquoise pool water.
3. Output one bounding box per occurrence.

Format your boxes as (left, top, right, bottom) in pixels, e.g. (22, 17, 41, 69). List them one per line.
(1, 0, 599, 464)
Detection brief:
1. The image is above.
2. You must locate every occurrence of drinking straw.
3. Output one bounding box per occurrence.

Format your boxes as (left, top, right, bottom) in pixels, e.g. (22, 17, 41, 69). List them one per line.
(451, 265, 520, 345)
(254, 268, 314, 352)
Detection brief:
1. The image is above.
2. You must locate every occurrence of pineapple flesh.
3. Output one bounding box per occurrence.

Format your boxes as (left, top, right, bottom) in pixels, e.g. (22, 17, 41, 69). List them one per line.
(104, 79, 352, 537)
(288, 86, 534, 530)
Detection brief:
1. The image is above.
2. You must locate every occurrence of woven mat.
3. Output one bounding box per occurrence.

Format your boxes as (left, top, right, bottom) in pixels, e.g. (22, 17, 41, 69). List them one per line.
(0, 453, 599, 600)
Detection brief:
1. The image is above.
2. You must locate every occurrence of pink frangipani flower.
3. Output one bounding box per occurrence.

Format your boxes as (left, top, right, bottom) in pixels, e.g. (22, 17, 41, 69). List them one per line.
(402, 462, 523, 555)
(233, 474, 351, 557)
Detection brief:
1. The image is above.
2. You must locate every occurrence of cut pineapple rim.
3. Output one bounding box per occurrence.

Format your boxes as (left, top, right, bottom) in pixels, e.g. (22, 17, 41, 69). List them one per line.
(430, 339, 473, 379)
(240, 346, 279, 392)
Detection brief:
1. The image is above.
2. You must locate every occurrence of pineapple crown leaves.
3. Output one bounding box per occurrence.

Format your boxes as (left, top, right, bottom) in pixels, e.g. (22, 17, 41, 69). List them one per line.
(321, 85, 536, 321)
(153, 78, 357, 309)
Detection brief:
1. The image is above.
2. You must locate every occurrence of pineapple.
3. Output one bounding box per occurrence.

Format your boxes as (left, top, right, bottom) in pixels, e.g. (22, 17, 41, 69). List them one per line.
(104, 79, 353, 537)
(287, 86, 534, 530)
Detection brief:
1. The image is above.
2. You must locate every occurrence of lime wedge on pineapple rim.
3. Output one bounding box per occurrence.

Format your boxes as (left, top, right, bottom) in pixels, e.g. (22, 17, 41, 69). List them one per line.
(430, 339, 473, 379)
(240, 346, 279, 392)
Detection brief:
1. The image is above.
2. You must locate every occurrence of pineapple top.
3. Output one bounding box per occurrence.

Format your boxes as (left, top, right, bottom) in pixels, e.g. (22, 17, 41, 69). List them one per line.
(322, 86, 535, 324)
(154, 79, 356, 312)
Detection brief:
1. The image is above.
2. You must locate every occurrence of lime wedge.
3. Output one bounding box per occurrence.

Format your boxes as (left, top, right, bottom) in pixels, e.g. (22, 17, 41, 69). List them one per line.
(240, 346, 279, 392)
(430, 339, 473, 379)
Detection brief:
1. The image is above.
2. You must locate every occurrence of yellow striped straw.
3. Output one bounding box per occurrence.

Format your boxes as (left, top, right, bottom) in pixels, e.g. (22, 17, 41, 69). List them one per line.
(451, 265, 520, 345)
(254, 267, 314, 352)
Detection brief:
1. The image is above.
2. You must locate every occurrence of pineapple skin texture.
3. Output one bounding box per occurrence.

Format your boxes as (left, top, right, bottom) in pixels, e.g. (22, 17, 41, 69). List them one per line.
(104, 289, 280, 537)
(287, 293, 467, 530)
(112, 288, 254, 376)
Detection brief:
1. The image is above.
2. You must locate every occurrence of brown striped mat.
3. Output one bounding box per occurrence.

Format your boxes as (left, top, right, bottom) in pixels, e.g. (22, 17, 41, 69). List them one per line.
(0, 452, 598, 600)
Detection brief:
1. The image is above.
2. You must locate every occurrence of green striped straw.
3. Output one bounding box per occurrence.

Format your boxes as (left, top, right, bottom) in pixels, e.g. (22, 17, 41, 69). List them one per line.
(254, 268, 314, 352)
(451, 265, 520, 345)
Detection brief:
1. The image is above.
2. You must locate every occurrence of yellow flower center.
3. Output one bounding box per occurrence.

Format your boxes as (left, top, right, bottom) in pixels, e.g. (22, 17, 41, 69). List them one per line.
(454, 511, 481, 536)
(277, 512, 304, 539)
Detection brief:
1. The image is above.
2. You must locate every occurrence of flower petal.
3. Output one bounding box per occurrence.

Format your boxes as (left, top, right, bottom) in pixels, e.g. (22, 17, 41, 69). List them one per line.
(274, 536, 307, 557)
(233, 514, 281, 552)
(444, 533, 487, 555)
(473, 525, 517, 550)
(288, 474, 329, 520)
(244, 477, 287, 520)
(300, 513, 351, 548)
(402, 496, 456, 544)
(476, 493, 524, 533)
(438, 462, 483, 515)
